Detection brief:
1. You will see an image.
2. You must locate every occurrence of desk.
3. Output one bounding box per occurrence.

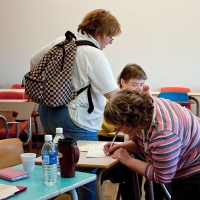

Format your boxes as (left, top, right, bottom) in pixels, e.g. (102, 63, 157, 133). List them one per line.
(0, 102, 35, 146)
(0, 89, 25, 93)
(0, 164, 96, 200)
(0, 102, 35, 121)
(36, 140, 120, 200)
(0, 99, 27, 102)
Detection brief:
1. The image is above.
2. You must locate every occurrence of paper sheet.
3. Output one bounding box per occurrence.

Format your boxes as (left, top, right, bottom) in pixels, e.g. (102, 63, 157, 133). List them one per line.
(79, 143, 107, 152)
(86, 145, 107, 157)
(79, 144, 98, 152)
(0, 184, 19, 199)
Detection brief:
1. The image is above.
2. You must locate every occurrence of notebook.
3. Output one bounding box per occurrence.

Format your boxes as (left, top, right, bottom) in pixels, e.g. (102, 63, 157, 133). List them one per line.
(0, 167, 29, 182)
(0, 184, 27, 199)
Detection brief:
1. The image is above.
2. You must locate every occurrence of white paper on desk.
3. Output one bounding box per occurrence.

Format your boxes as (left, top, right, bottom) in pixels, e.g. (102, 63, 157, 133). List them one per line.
(86, 145, 106, 157)
(79, 144, 98, 152)
(0, 184, 19, 199)
(79, 143, 107, 152)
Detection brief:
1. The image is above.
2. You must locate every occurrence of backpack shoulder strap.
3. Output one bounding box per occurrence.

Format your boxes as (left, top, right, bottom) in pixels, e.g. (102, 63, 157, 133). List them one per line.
(76, 40, 99, 49)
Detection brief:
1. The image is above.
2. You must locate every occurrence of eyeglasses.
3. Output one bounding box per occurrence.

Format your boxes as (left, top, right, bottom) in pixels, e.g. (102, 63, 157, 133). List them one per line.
(114, 125, 121, 132)
(109, 36, 114, 42)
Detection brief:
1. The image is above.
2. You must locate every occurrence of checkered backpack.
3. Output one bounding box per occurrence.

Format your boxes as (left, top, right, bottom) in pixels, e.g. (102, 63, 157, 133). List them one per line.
(24, 31, 98, 113)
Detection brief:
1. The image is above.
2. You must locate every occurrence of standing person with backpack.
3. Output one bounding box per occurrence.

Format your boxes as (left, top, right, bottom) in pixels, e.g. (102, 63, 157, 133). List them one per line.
(30, 9, 121, 200)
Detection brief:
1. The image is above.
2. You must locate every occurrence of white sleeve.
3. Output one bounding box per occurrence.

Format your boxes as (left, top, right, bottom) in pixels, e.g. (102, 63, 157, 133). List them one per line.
(88, 52, 118, 94)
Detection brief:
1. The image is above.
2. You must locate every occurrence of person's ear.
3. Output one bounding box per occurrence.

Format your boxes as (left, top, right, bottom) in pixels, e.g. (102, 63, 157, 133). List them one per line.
(121, 79, 125, 87)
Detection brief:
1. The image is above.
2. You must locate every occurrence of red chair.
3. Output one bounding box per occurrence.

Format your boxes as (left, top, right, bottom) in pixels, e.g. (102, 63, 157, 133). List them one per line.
(11, 84, 40, 145)
(161, 87, 191, 109)
(160, 87, 199, 116)
(0, 110, 30, 151)
(0, 91, 26, 99)
(0, 90, 35, 152)
(161, 87, 190, 93)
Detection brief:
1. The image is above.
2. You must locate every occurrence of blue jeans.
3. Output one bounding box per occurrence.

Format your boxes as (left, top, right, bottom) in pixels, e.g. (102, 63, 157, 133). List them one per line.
(39, 105, 98, 200)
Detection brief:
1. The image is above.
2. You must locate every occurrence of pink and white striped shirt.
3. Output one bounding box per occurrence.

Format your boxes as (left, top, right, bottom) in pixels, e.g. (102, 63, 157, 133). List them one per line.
(137, 97, 200, 183)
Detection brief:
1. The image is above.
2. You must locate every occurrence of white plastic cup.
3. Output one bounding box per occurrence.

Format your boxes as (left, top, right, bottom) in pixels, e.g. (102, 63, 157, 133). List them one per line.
(20, 153, 36, 173)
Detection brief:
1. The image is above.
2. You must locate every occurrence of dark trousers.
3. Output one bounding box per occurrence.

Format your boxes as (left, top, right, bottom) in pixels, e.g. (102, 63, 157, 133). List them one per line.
(102, 159, 143, 200)
(171, 173, 200, 200)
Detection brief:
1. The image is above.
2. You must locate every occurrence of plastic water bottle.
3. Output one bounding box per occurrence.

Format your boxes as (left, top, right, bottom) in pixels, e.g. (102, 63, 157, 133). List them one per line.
(53, 127, 65, 171)
(42, 135, 57, 185)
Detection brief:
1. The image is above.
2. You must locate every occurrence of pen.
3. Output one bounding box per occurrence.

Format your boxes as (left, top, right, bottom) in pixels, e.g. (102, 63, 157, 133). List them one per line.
(107, 132, 118, 155)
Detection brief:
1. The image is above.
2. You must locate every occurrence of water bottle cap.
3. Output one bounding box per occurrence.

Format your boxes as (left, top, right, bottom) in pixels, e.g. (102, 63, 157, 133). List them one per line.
(56, 127, 63, 134)
(45, 135, 52, 141)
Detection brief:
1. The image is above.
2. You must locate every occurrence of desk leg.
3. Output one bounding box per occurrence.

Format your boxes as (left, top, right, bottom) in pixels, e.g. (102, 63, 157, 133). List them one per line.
(147, 180, 154, 200)
(132, 171, 141, 200)
(25, 117, 32, 152)
(95, 168, 106, 200)
(69, 189, 78, 200)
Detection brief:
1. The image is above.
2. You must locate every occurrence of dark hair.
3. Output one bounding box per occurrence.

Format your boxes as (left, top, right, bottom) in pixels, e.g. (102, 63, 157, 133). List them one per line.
(78, 9, 121, 38)
(117, 64, 147, 88)
(104, 89, 154, 128)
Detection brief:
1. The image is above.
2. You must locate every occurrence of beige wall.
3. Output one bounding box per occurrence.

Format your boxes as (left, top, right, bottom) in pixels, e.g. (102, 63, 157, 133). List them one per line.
(1, 0, 200, 92)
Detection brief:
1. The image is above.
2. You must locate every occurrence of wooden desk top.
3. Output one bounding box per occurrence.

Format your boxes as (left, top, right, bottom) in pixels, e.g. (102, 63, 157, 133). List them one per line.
(0, 99, 27, 102)
(0, 89, 25, 92)
(35, 140, 119, 169)
(0, 102, 35, 120)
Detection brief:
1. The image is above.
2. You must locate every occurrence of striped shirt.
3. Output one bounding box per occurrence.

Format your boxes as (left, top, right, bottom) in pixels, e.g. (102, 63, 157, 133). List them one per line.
(30, 33, 118, 132)
(137, 97, 200, 183)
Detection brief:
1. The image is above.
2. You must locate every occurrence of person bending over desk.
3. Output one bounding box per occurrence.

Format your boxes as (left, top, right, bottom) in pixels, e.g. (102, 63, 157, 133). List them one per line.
(99, 64, 166, 200)
(104, 89, 200, 200)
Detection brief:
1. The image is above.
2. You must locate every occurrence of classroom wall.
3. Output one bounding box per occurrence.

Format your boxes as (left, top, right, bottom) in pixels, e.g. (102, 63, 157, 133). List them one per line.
(0, 0, 200, 92)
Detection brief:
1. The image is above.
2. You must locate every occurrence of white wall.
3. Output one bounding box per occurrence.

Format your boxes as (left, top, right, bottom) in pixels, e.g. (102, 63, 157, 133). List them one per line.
(1, 0, 200, 92)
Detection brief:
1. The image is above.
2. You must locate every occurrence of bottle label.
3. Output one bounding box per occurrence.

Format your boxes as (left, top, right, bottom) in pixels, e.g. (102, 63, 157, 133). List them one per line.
(42, 152, 57, 165)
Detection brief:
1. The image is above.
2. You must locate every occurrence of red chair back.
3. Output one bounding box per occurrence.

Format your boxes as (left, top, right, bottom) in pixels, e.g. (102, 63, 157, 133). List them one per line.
(11, 84, 25, 89)
(0, 110, 28, 139)
(0, 91, 27, 100)
(161, 87, 190, 93)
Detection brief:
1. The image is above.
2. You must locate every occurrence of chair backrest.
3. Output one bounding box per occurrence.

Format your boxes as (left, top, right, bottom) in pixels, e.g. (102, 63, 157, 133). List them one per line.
(0, 110, 29, 145)
(11, 84, 25, 89)
(10, 84, 29, 100)
(0, 91, 27, 99)
(160, 87, 190, 109)
(0, 138, 24, 169)
(158, 92, 189, 106)
(161, 87, 190, 93)
(0, 110, 16, 138)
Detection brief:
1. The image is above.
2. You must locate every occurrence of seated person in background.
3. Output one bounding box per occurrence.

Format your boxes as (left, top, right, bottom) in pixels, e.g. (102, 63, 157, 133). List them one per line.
(104, 89, 200, 200)
(98, 63, 149, 142)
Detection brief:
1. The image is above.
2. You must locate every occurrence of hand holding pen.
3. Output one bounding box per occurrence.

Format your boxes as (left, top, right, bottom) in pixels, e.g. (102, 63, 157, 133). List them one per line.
(106, 131, 119, 156)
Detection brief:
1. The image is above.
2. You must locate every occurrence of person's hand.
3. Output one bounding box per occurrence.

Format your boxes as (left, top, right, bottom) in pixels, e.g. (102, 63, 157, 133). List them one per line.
(110, 148, 132, 165)
(103, 142, 120, 156)
(143, 85, 151, 95)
